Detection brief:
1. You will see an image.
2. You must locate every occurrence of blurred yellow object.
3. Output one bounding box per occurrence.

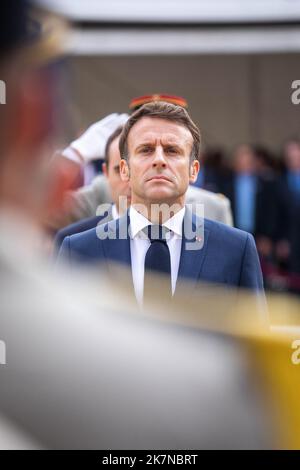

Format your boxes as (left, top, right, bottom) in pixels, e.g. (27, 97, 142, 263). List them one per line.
(247, 332, 300, 449)
(136, 271, 300, 448)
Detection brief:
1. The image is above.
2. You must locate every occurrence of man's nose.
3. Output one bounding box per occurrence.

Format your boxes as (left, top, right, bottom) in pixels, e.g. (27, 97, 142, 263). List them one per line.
(152, 146, 167, 168)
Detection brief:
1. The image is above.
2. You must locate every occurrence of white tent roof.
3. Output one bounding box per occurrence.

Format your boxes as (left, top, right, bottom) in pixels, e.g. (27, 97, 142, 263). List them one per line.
(42, 0, 300, 23)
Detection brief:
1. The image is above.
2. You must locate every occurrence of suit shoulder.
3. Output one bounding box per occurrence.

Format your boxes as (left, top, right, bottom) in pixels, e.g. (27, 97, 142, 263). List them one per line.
(215, 192, 231, 208)
(201, 219, 259, 274)
(95, 217, 119, 237)
(69, 214, 117, 243)
(64, 225, 105, 260)
(61, 215, 104, 237)
(203, 217, 250, 243)
(187, 186, 230, 207)
(68, 226, 98, 244)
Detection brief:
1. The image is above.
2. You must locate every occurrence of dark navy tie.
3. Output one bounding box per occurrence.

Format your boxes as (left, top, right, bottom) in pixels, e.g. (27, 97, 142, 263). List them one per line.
(143, 225, 172, 302)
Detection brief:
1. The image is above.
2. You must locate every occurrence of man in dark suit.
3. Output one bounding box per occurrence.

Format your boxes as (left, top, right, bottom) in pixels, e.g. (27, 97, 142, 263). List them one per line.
(54, 125, 233, 250)
(275, 139, 300, 276)
(222, 145, 280, 239)
(58, 102, 264, 304)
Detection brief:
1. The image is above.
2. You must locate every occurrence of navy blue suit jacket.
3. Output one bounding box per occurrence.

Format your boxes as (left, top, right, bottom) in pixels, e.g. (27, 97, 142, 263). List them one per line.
(54, 206, 113, 250)
(58, 208, 264, 295)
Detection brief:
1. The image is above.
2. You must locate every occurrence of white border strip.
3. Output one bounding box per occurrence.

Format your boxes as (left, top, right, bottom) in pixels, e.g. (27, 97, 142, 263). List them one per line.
(65, 27, 300, 55)
(41, 0, 300, 23)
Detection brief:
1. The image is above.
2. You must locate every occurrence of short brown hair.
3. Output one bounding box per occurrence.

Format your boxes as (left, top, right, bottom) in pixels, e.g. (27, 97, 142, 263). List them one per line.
(119, 101, 201, 162)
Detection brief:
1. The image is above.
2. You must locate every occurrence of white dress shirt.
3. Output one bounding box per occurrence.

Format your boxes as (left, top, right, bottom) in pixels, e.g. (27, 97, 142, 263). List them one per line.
(129, 206, 185, 305)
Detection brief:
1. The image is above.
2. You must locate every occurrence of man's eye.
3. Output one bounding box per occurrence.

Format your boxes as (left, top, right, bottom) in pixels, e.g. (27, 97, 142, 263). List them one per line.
(166, 147, 178, 154)
(140, 147, 152, 154)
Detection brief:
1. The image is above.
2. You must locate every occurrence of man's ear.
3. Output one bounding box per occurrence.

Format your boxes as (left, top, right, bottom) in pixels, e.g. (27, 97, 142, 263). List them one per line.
(102, 162, 108, 177)
(189, 159, 200, 183)
(120, 159, 130, 181)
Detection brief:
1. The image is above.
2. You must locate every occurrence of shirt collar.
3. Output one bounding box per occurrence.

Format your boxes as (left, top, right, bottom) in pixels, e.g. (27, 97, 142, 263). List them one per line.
(164, 207, 185, 236)
(129, 206, 185, 239)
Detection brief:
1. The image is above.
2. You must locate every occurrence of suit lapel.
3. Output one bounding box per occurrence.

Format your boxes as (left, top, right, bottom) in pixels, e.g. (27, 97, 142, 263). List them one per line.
(100, 208, 210, 298)
(100, 212, 135, 298)
(176, 208, 210, 292)
(101, 212, 131, 266)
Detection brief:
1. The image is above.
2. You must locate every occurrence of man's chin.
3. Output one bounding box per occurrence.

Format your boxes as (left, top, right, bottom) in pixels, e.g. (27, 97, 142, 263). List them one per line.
(145, 190, 178, 203)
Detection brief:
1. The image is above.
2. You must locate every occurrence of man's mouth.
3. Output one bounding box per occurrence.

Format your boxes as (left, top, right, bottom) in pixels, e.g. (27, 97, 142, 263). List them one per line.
(147, 175, 172, 182)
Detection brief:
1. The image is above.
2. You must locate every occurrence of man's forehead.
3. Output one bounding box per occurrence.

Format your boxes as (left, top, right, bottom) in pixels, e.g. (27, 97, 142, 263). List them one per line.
(128, 117, 193, 145)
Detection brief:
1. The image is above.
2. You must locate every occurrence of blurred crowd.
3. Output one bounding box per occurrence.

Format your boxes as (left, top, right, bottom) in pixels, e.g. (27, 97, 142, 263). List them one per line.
(63, 131, 300, 294)
(190, 140, 300, 293)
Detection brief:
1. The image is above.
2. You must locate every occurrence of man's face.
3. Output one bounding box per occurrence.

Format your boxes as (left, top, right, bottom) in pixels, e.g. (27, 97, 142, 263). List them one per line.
(120, 117, 199, 206)
(103, 136, 131, 210)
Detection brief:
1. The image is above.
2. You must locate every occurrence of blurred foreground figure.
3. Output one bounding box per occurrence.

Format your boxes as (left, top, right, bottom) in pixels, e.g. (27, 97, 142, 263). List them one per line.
(0, 0, 299, 451)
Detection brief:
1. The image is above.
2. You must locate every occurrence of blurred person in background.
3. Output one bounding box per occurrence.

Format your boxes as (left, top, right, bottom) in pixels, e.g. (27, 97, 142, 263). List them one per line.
(290, 199, 300, 277)
(252, 145, 278, 179)
(222, 144, 283, 262)
(49, 111, 128, 229)
(54, 126, 131, 249)
(272, 139, 300, 290)
(281, 139, 300, 198)
(192, 146, 228, 193)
